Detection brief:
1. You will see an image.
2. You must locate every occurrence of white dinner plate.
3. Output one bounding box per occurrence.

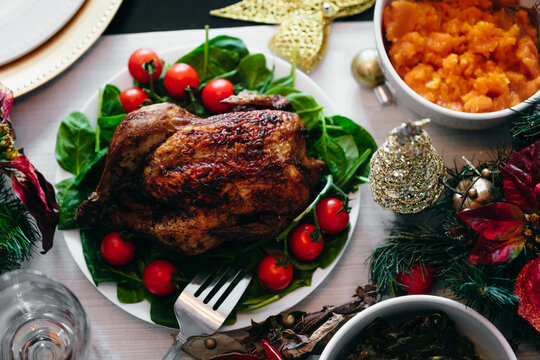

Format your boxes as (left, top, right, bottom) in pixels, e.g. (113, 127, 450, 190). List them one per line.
(58, 45, 360, 331)
(0, 0, 85, 66)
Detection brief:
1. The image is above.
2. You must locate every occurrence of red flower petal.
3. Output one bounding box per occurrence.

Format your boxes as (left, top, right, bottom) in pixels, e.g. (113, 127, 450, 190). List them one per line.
(0, 83, 13, 120)
(515, 257, 540, 332)
(0, 155, 59, 253)
(468, 235, 526, 264)
(261, 339, 284, 360)
(457, 202, 525, 241)
(502, 140, 540, 212)
(501, 164, 538, 212)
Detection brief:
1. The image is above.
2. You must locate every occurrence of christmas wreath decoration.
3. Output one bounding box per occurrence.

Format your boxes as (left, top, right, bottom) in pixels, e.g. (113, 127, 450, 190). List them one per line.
(369, 99, 540, 347)
(0, 84, 59, 273)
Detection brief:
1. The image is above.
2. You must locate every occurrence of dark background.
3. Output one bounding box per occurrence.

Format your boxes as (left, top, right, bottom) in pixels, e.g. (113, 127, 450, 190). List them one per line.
(104, 0, 375, 34)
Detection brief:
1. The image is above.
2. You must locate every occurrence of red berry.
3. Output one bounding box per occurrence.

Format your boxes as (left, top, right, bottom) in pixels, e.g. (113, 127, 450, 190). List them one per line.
(396, 264, 435, 295)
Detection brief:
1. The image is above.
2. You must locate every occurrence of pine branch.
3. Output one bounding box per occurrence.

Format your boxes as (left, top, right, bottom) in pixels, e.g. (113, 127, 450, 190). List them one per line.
(369, 223, 468, 295)
(510, 98, 540, 150)
(0, 175, 40, 273)
(443, 257, 519, 320)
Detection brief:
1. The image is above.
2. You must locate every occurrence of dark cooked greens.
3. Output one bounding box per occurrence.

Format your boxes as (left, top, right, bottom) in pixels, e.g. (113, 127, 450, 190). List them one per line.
(54, 35, 376, 327)
(344, 312, 481, 360)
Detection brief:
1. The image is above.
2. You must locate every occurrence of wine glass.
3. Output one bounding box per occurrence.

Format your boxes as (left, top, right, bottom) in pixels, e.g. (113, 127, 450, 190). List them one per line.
(0, 269, 90, 360)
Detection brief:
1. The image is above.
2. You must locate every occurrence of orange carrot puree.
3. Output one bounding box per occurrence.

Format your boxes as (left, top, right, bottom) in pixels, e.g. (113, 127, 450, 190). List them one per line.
(383, 0, 540, 112)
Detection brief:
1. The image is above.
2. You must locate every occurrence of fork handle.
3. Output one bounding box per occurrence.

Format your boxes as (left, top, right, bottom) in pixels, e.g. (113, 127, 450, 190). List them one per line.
(161, 334, 188, 360)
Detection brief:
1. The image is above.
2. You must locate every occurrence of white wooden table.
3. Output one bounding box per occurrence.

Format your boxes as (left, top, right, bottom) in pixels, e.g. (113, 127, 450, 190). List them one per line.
(10, 23, 536, 359)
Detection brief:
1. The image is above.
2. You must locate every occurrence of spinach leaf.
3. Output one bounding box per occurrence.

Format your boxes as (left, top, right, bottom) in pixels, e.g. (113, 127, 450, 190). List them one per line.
(81, 227, 120, 284)
(265, 87, 324, 130)
(318, 226, 350, 268)
(56, 177, 79, 229)
(327, 115, 377, 191)
(56, 177, 94, 230)
(81, 228, 146, 287)
(178, 36, 249, 82)
(150, 293, 179, 328)
(334, 135, 359, 168)
(234, 54, 273, 92)
(97, 114, 125, 143)
(101, 84, 124, 117)
(73, 147, 107, 187)
(318, 134, 348, 181)
(266, 72, 294, 92)
(56, 147, 106, 230)
(55, 112, 96, 175)
(327, 115, 377, 163)
(117, 283, 147, 304)
(265, 57, 295, 92)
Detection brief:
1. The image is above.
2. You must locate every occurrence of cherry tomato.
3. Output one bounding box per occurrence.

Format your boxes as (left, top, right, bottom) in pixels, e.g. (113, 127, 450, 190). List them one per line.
(257, 254, 293, 291)
(164, 63, 199, 98)
(143, 260, 178, 296)
(201, 78, 235, 113)
(315, 198, 349, 234)
(396, 264, 435, 295)
(288, 224, 324, 261)
(119, 87, 150, 113)
(128, 48, 163, 83)
(100, 232, 136, 266)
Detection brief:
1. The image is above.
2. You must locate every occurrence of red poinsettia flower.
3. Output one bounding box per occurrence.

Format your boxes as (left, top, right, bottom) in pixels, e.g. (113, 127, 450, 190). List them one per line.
(514, 256, 540, 332)
(457, 140, 540, 265)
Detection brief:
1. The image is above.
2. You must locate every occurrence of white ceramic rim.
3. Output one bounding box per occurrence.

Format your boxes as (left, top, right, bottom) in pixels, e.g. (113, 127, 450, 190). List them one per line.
(373, 0, 540, 121)
(57, 45, 362, 331)
(321, 295, 516, 360)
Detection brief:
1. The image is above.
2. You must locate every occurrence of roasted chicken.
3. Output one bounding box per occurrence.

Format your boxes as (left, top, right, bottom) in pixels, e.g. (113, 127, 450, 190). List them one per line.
(76, 102, 325, 255)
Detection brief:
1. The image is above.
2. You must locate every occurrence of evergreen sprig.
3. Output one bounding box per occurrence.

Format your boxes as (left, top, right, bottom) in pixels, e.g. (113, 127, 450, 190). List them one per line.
(0, 175, 39, 273)
(369, 223, 468, 295)
(444, 257, 519, 320)
(511, 98, 540, 149)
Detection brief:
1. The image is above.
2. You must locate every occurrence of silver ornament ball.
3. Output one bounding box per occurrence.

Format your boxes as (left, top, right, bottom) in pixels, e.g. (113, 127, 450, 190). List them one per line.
(351, 48, 385, 89)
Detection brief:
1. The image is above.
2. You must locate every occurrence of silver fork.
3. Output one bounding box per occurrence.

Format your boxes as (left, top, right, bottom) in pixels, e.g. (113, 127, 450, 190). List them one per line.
(161, 266, 252, 360)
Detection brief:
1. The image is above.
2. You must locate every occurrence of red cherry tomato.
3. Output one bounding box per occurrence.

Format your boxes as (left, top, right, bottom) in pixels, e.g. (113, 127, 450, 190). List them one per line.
(257, 254, 293, 291)
(100, 232, 136, 266)
(128, 48, 163, 83)
(143, 260, 178, 296)
(164, 63, 199, 98)
(396, 264, 435, 295)
(288, 224, 324, 261)
(315, 198, 349, 234)
(201, 78, 235, 113)
(119, 87, 150, 113)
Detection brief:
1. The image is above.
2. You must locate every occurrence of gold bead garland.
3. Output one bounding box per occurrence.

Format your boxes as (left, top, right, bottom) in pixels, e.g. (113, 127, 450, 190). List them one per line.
(210, 0, 376, 73)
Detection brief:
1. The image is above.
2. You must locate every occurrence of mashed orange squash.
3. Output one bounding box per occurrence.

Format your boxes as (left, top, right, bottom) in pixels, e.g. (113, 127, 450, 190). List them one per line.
(383, 0, 540, 112)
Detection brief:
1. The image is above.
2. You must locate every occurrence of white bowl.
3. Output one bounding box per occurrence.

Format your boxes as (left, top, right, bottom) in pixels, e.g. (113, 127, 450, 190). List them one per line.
(320, 295, 516, 360)
(373, 0, 540, 130)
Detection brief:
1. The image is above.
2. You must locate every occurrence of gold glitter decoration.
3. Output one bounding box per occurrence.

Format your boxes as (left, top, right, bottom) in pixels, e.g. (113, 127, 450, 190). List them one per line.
(210, 0, 376, 73)
(369, 119, 447, 214)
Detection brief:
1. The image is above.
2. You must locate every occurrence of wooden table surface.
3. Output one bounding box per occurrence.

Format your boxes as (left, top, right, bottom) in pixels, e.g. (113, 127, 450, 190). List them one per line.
(8, 21, 537, 359)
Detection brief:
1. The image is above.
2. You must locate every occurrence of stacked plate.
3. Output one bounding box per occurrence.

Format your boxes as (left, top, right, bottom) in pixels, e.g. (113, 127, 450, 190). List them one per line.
(0, 0, 122, 97)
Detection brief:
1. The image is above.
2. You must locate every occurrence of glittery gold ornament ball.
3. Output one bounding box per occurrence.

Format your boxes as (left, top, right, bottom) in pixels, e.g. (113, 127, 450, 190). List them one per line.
(369, 119, 447, 214)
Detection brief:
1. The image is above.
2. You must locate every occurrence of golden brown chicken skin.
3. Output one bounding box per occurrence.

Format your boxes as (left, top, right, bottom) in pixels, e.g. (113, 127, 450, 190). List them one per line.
(76, 102, 325, 255)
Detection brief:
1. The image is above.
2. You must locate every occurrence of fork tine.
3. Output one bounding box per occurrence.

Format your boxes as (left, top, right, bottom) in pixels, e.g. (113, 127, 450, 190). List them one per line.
(182, 271, 212, 294)
(196, 265, 232, 301)
(206, 268, 243, 308)
(213, 272, 252, 313)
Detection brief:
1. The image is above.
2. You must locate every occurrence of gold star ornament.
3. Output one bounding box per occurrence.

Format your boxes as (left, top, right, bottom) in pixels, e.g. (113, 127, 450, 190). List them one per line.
(210, 0, 376, 73)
